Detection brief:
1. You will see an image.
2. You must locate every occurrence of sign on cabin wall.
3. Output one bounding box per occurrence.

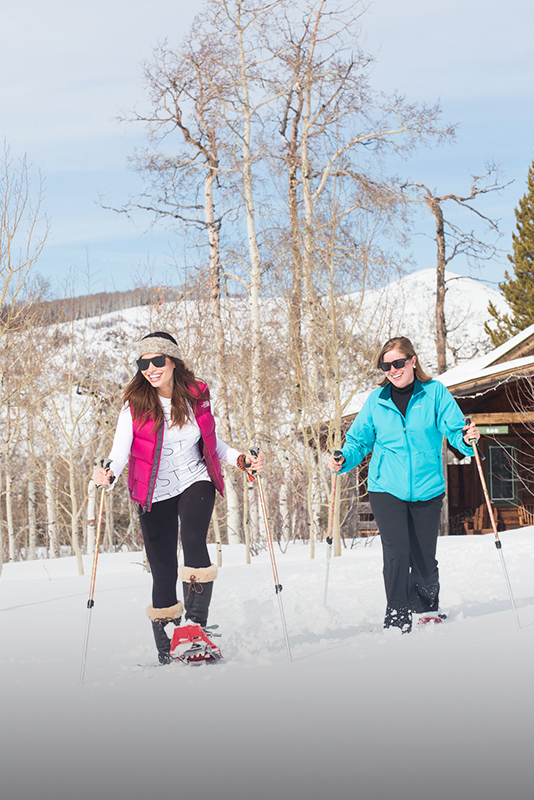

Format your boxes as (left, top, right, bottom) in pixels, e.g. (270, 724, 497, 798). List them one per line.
(478, 425, 509, 435)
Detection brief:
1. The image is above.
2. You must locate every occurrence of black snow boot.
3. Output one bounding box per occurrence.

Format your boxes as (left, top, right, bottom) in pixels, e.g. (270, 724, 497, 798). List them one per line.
(384, 605, 412, 634)
(146, 602, 184, 664)
(151, 621, 172, 665)
(179, 564, 218, 629)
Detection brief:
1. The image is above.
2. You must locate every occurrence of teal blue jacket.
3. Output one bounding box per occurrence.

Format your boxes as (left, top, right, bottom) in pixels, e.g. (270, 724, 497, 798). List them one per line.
(340, 379, 472, 502)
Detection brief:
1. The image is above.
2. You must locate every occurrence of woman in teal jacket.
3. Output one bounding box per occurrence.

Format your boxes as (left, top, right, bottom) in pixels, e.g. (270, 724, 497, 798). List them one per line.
(328, 336, 479, 632)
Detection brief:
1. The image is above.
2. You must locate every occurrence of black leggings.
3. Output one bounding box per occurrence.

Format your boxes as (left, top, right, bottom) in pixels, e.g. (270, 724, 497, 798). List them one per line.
(369, 491, 444, 618)
(139, 480, 216, 608)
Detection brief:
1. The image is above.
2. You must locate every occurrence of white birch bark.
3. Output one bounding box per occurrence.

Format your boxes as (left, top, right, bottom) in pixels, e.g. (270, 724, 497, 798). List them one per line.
(226, 474, 242, 545)
(235, 0, 264, 444)
(45, 459, 59, 559)
(5, 454, 15, 562)
(104, 490, 114, 553)
(28, 479, 37, 560)
(0, 460, 3, 578)
(279, 481, 291, 543)
(68, 461, 84, 575)
(212, 513, 223, 568)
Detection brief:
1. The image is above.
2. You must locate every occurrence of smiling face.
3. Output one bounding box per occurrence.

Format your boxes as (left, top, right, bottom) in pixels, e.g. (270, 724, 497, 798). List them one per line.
(381, 346, 416, 389)
(140, 353, 175, 397)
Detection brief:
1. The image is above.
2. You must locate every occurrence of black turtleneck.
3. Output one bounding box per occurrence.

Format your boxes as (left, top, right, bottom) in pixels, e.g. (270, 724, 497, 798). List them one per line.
(390, 379, 415, 417)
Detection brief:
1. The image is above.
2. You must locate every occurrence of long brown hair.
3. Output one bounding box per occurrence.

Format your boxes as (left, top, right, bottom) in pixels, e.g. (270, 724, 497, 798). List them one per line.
(376, 336, 432, 387)
(123, 332, 207, 429)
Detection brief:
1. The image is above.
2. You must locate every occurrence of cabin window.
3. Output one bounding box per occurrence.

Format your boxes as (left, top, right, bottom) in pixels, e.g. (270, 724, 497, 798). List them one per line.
(487, 442, 518, 503)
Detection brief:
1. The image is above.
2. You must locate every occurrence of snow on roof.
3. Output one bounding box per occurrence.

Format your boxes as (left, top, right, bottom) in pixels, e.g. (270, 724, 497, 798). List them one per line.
(476, 320, 534, 367)
(437, 355, 534, 389)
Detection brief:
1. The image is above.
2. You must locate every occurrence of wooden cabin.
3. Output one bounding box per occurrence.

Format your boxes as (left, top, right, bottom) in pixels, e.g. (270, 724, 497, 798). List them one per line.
(340, 324, 534, 538)
(439, 324, 534, 534)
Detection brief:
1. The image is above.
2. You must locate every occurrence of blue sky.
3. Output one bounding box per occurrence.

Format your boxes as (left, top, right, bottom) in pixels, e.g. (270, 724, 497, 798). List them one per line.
(2, 0, 533, 296)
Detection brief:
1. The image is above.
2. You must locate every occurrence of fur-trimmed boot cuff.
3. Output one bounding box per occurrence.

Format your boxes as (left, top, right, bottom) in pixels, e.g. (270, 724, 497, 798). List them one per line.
(146, 602, 184, 623)
(178, 564, 218, 584)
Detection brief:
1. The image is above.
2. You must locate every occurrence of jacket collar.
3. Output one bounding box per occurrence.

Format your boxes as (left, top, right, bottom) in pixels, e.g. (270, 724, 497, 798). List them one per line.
(377, 378, 424, 408)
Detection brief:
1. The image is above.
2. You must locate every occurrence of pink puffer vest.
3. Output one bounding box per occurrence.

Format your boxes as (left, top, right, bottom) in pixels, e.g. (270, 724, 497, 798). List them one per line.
(127, 381, 225, 512)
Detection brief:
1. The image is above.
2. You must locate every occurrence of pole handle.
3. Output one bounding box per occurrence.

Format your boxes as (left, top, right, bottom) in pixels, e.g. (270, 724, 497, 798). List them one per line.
(96, 458, 115, 490)
(249, 446, 260, 477)
(463, 416, 485, 461)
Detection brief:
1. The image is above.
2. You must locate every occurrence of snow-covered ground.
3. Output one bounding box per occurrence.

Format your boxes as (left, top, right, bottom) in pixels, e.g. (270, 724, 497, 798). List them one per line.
(2, 532, 534, 800)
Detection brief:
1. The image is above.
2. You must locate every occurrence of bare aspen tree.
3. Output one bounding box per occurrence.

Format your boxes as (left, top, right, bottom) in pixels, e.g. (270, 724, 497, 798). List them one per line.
(0, 146, 48, 567)
(402, 168, 507, 373)
(117, 34, 246, 543)
(105, 0, 466, 557)
(35, 316, 114, 574)
(263, 1, 451, 555)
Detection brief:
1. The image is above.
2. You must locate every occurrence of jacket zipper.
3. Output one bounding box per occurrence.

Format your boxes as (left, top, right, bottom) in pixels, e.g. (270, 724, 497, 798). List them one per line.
(403, 391, 418, 502)
(386, 390, 416, 502)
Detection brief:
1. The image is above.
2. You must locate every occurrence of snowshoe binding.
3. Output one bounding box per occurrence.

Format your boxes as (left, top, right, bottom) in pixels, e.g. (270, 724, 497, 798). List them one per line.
(170, 623, 222, 665)
(417, 613, 447, 625)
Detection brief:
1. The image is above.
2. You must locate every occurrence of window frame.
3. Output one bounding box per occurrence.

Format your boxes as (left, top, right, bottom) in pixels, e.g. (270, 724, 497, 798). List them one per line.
(485, 439, 518, 505)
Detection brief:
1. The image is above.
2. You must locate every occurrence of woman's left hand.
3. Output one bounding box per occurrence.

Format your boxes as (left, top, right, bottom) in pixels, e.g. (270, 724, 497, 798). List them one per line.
(246, 451, 264, 474)
(463, 421, 480, 444)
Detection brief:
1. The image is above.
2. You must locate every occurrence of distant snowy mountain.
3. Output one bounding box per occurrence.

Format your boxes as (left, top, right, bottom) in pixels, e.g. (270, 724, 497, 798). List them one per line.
(354, 268, 508, 374)
(46, 267, 509, 428)
(77, 268, 508, 376)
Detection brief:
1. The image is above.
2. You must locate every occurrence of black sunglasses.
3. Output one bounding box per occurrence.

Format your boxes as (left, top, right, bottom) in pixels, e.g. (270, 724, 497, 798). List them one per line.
(137, 355, 167, 371)
(379, 357, 411, 372)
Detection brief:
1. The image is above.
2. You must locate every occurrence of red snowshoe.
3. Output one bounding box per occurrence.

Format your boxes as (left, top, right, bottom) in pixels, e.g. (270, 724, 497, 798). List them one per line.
(417, 613, 447, 625)
(170, 624, 222, 665)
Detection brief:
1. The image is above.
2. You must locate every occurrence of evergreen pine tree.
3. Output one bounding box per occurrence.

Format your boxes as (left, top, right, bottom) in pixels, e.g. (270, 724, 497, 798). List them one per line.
(485, 157, 534, 346)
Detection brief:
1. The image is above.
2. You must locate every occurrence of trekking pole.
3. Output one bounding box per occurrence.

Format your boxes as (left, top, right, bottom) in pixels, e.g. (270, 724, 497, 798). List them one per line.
(249, 447, 292, 662)
(464, 417, 521, 629)
(324, 450, 343, 607)
(80, 460, 113, 685)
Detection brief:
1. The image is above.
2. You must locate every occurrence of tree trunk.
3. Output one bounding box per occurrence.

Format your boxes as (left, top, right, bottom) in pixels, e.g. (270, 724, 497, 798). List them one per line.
(212, 512, 223, 568)
(428, 197, 448, 374)
(236, 1, 264, 443)
(225, 473, 241, 545)
(307, 469, 316, 560)
(28, 479, 37, 560)
(104, 490, 114, 552)
(0, 460, 4, 578)
(5, 454, 15, 562)
(128, 500, 140, 551)
(69, 461, 84, 575)
(279, 481, 291, 543)
(45, 460, 59, 558)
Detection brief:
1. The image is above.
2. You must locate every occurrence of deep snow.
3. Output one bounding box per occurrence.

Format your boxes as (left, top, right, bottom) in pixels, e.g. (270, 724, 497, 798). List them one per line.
(2, 532, 534, 800)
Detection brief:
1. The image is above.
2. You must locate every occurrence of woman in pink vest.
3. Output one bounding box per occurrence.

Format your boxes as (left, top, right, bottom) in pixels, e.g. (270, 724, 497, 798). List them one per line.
(93, 331, 263, 664)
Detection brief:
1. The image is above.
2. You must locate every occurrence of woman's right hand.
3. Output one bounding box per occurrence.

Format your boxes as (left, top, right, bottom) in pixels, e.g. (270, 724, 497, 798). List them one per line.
(92, 466, 115, 488)
(327, 453, 345, 472)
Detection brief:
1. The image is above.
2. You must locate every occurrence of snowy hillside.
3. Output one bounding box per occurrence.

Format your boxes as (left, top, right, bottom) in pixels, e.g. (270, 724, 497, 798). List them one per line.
(354, 268, 508, 373)
(70, 268, 507, 377)
(2, 531, 534, 800)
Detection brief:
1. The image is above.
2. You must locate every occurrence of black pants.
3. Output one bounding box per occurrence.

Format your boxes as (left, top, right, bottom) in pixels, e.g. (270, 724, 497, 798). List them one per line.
(139, 480, 215, 608)
(369, 491, 444, 627)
